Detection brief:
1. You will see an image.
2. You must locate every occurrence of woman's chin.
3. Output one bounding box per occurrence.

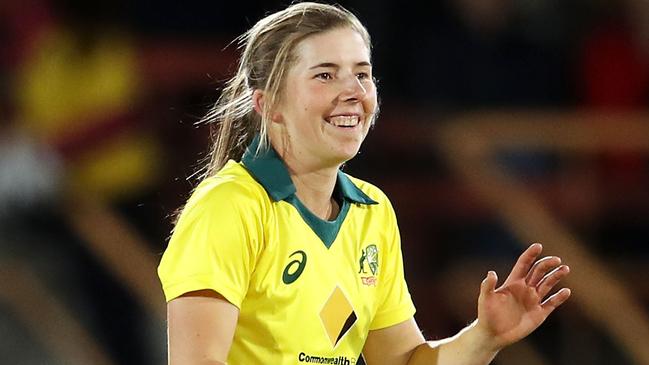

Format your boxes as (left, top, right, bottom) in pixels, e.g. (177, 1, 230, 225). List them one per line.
(331, 146, 362, 165)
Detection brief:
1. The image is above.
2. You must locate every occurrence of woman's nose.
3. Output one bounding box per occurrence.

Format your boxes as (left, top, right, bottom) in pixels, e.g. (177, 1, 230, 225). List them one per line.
(338, 75, 366, 102)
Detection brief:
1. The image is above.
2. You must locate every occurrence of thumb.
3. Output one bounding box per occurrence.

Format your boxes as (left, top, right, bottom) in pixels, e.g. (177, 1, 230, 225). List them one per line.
(480, 271, 498, 298)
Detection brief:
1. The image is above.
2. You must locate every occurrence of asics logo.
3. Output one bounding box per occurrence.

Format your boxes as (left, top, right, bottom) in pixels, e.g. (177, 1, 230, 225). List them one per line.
(282, 250, 307, 284)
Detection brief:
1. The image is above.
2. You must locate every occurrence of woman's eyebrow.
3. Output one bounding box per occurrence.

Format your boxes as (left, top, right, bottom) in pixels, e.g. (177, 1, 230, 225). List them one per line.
(309, 61, 372, 69)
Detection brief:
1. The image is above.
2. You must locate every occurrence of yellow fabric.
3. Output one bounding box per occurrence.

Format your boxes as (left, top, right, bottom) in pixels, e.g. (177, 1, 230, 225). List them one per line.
(18, 30, 138, 139)
(158, 160, 415, 365)
(17, 28, 160, 199)
(66, 134, 160, 200)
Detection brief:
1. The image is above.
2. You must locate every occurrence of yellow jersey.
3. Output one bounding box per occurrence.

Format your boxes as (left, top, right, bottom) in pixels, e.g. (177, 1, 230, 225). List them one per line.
(158, 137, 415, 364)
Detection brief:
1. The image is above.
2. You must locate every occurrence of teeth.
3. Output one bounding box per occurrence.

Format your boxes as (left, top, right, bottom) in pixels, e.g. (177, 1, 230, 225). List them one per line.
(327, 115, 359, 127)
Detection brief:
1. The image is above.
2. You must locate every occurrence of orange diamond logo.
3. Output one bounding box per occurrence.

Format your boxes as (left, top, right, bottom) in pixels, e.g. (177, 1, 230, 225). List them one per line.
(319, 286, 357, 347)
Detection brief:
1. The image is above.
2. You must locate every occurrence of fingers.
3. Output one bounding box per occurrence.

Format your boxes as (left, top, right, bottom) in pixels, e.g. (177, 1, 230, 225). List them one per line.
(526, 256, 562, 287)
(541, 288, 571, 315)
(537, 265, 570, 299)
(508, 243, 543, 281)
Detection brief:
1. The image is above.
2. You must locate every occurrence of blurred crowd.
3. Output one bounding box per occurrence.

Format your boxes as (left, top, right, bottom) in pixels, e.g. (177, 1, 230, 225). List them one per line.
(1, 0, 647, 364)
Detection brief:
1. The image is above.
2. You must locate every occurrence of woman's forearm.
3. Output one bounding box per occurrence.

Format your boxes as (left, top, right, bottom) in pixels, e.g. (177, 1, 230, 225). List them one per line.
(407, 320, 499, 365)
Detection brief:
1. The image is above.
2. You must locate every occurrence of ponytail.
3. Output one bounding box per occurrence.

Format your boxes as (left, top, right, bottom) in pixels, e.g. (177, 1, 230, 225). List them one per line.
(201, 70, 257, 179)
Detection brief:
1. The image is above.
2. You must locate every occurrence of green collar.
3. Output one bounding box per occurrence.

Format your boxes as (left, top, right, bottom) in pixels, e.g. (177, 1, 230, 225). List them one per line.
(241, 136, 378, 206)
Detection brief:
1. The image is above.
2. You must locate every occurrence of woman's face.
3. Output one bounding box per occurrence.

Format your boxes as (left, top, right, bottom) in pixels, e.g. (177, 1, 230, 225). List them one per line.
(271, 27, 377, 168)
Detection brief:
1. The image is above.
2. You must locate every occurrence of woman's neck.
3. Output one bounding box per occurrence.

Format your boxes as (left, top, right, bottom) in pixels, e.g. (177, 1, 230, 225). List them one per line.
(276, 148, 340, 220)
(292, 168, 340, 220)
(268, 130, 343, 220)
(288, 157, 341, 220)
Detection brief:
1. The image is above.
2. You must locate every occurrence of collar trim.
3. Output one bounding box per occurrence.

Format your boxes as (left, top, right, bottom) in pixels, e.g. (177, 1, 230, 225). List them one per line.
(241, 135, 377, 205)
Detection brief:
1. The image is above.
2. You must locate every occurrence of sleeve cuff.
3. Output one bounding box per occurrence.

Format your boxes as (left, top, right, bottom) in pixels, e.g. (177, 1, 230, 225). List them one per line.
(369, 303, 416, 331)
(162, 274, 245, 309)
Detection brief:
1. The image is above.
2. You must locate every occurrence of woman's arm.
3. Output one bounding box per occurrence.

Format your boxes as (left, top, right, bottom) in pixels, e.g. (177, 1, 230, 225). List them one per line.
(167, 290, 239, 365)
(363, 318, 499, 365)
(363, 244, 571, 365)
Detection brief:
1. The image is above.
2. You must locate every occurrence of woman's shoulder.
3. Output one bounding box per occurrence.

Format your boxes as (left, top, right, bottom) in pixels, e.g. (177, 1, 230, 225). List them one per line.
(187, 160, 270, 210)
(171, 161, 269, 235)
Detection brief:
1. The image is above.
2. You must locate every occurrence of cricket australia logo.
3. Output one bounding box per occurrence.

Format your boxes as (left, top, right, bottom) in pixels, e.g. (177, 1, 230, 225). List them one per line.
(358, 244, 379, 286)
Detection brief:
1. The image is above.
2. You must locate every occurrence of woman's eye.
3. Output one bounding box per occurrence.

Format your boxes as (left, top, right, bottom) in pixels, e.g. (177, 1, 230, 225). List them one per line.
(315, 72, 333, 80)
(356, 72, 370, 80)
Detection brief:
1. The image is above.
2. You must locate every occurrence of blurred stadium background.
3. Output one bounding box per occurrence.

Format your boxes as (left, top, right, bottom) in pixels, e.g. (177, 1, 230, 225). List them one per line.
(1, 0, 648, 364)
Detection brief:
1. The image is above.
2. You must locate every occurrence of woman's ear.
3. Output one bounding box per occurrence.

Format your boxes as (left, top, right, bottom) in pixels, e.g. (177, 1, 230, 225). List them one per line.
(254, 89, 284, 123)
(252, 89, 265, 116)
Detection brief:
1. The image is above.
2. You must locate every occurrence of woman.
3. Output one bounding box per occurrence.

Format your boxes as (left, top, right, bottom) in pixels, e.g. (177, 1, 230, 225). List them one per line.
(158, 3, 571, 364)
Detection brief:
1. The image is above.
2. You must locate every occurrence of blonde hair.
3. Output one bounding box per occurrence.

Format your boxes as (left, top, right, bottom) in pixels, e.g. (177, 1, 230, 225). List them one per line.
(199, 2, 372, 179)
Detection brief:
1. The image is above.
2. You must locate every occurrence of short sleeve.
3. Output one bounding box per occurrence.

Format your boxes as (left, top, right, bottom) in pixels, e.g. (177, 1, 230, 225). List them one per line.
(157, 177, 265, 308)
(369, 197, 416, 330)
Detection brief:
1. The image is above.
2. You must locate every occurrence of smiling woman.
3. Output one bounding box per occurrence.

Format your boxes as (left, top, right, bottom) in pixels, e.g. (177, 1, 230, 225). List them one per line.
(262, 26, 377, 193)
(157, 2, 571, 365)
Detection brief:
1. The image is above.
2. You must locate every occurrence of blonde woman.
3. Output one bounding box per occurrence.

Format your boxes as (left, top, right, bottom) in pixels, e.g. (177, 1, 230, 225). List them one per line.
(158, 3, 571, 364)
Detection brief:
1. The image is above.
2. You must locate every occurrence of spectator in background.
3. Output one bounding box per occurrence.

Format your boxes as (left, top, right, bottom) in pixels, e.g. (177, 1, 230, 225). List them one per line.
(15, 0, 163, 202)
(580, 0, 649, 108)
(577, 0, 649, 256)
(3, 0, 253, 362)
(578, 0, 649, 184)
(2, 0, 165, 363)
